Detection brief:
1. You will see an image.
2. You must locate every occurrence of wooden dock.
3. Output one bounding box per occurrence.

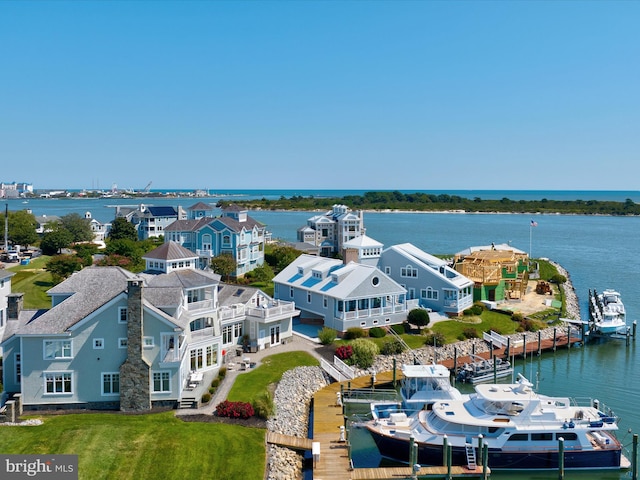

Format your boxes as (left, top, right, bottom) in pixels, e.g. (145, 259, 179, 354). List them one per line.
(352, 465, 486, 479)
(266, 431, 313, 451)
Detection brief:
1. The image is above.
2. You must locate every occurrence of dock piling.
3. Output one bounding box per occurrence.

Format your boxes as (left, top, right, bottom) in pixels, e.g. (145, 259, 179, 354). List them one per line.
(558, 437, 564, 480)
(633, 433, 638, 480)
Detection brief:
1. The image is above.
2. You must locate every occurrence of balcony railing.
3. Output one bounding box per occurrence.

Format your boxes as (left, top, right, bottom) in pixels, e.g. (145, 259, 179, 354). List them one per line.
(187, 299, 214, 313)
(196, 249, 214, 258)
(218, 305, 246, 321)
(190, 326, 215, 340)
(162, 339, 187, 363)
(246, 302, 296, 319)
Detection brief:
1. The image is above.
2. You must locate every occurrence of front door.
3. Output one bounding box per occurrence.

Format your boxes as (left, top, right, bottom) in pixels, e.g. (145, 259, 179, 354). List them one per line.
(270, 325, 280, 346)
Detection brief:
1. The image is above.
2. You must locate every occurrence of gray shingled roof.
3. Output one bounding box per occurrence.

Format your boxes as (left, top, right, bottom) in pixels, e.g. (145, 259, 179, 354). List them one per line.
(21, 267, 137, 335)
(188, 202, 214, 211)
(146, 269, 220, 290)
(164, 218, 210, 232)
(214, 215, 264, 233)
(217, 283, 260, 307)
(143, 241, 198, 261)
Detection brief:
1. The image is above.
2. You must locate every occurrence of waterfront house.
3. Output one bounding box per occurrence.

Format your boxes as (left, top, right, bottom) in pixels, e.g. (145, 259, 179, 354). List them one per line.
(272, 254, 415, 333)
(34, 214, 61, 234)
(1, 243, 296, 412)
(377, 243, 474, 316)
(0, 269, 15, 352)
(84, 211, 111, 244)
(296, 204, 365, 257)
(452, 243, 530, 303)
(114, 204, 186, 240)
(164, 203, 266, 277)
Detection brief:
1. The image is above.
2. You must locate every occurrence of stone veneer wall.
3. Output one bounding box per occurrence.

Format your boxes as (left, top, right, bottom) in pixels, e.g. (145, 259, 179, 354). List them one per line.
(119, 279, 152, 411)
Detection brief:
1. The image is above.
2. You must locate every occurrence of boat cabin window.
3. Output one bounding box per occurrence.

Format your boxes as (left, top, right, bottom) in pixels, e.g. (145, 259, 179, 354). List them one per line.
(507, 433, 528, 441)
(531, 433, 553, 441)
(556, 433, 577, 441)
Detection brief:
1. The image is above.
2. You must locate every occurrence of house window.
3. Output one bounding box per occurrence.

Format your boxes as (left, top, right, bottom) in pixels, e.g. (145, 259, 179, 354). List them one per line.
(190, 348, 204, 370)
(152, 371, 171, 393)
(118, 338, 128, 349)
(307, 292, 312, 303)
(222, 325, 233, 344)
(290, 287, 294, 298)
(323, 296, 328, 309)
(44, 372, 73, 394)
(143, 337, 154, 348)
(15, 353, 21, 383)
(234, 323, 242, 338)
(206, 345, 217, 367)
(373, 320, 379, 325)
(93, 338, 104, 349)
(223, 234, 231, 246)
(102, 372, 120, 396)
(400, 265, 418, 278)
(360, 321, 366, 327)
(119, 307, 128, 323)
(385, 318, 390, 323)
(43, 340, 72, 359)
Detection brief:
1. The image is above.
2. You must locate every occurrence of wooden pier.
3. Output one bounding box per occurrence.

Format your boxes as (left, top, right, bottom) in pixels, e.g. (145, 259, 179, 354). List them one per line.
(266, 431, 313, 451)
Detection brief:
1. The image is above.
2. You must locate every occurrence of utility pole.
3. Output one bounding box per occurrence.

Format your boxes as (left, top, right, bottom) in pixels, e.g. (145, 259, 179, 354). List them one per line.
(4, 203, 8, 252)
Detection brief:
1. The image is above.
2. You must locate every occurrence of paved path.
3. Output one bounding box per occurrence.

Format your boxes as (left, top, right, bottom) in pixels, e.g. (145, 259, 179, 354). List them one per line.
(176, 334, 330, 415)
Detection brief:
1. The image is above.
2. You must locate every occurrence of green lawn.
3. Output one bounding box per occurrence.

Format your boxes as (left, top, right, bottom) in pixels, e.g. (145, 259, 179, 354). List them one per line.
(7, 255, 54, 309)
(0, 411, 265, 480)
(228, 351, 319, 402)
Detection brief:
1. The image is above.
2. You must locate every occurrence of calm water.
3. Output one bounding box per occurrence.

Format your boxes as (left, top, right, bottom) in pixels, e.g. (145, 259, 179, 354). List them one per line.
(7, 192, 640, 478)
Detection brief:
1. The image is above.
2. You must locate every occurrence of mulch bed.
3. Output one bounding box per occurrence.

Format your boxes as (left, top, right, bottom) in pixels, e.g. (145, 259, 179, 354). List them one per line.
(179, 413, 267, 429)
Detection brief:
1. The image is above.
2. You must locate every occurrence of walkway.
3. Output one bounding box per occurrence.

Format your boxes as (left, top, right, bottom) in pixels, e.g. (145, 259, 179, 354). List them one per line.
(175, 333, 330, 415)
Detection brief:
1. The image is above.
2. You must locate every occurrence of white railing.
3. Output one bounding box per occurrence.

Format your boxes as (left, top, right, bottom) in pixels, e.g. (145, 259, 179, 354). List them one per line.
(246, 302, 296, 319)
(321, 358, 349, 382)
(483, 330, 509, 348)
(187, 299, 214, 312)
(191, 326, 214, 340)
(333, 355, 355, 380)
(196, 249, 214, 258)
(162, 339, 187, 363)
(218, 305, 246, 321)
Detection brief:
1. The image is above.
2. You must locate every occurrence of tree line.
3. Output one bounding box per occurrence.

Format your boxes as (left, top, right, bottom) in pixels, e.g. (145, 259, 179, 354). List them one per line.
(219, 191, 640, 215)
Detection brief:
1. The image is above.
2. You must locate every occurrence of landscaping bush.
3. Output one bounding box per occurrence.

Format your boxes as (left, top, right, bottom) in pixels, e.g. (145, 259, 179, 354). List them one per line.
(344, 327, 366, 340)
(318, 327, 337, 345)
(511, 312, 524, 322)
(350, 338, 379, 369)
(368, 327, 386, 338)
(209, 387, 216, 395)
(215, 400, 255, 419)
(462, 327, 479, 339)
(391, 323, 405, 335)
(464, 304, 484, 316)
(335, 344, 353, 361)
(252, 391, 275, 419)
(518, 319, 541, 332)
(424, 332, 446, 347)
(218, 367, 227, 378)
(380, 340, 405, 355)
(407, 308, 430, 327)
(211, 378, 221, 388)
(201, 393, 211, 404)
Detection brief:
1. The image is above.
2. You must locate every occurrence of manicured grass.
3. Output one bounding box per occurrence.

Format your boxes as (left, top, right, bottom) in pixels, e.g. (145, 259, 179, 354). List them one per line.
(0, 411, 265, 480)
(8, 256, 54, 309)
(228, 351, 318, 403)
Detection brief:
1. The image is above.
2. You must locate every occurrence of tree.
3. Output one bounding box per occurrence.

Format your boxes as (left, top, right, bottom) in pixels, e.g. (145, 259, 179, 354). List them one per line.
(46, 255, 84, 284)
(247, 264, 274, 283)
(210, 253, 236, 282)
(2, 210, 38, 246)
(407, 308, 430, 328)
(108, 217, 138, 241)
(40, 226, 74, 255)
(60, 213, 94, 243)
(265, 245, 303, 273)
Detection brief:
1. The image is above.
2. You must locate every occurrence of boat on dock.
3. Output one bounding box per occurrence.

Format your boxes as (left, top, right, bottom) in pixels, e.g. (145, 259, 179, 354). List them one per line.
(589, 289, 627, 335)
(366, 370, 627, 471)
(455, 354, 513, 384)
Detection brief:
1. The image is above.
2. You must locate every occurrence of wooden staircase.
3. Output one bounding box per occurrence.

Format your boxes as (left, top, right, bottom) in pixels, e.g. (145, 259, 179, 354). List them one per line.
(179, 396, 197, 409)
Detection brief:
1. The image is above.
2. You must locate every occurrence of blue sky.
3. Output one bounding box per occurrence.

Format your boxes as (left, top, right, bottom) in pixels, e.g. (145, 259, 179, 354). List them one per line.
(1, 1, 639, 191)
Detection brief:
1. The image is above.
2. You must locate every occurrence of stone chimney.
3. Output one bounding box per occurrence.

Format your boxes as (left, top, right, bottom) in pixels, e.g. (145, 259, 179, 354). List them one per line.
(7, 293, 24, 320)
(343, 247, 359, 265)
(119, 279, 152, 412)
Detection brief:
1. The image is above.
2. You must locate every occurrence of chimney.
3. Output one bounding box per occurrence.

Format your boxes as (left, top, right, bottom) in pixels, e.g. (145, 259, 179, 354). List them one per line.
(343, 247, 359, 265)
(119, 278, 152, 412)
(7, 293, 24, 320)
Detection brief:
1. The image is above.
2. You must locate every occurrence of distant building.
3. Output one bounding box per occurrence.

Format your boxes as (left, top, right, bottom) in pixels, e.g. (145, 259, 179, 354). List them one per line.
(297, 204, 365, 257)
(114, 204, 186, 240)
(164, 203, 266, 277)
(34, 214, 61, 235)
(85, 212, 111, 243)
(0, 182, 33, 199)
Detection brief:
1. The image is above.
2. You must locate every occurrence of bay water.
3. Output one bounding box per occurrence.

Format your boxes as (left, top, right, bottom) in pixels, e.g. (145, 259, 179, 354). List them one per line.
(7, 192, 640, 478)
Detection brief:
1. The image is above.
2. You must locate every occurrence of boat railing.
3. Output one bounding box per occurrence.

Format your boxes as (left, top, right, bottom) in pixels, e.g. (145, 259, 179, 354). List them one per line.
(342, 388, 400, 404)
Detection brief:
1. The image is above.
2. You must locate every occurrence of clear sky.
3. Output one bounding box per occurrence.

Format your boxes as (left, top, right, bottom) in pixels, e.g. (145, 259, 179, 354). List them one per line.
(1, 1, 639, 191)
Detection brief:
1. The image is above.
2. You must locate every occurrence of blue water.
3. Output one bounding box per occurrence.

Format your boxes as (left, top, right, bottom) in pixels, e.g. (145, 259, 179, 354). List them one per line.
(6, 190, 640, 479)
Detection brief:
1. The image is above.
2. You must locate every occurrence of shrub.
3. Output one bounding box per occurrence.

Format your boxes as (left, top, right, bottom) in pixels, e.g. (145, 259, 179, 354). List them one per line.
(407, 308, 430, 327)
(335, 344, 353, 361)
(351, 338, 379, 369)
(368, 327, 386, 338)
(201, 393, 212, 404)
(511, 312, 524, 322)
(218, 367, 227, 378)
(381, 340, 405, 355)
(215, 400, 255, 419)
(318, 327, 337, 345)
(391, 323, 405, 335)
(344, 327, 366, 340)
(211, 378, 221, 388)
(424, 332, 446, 347)
(551, 273, 567, 284)
(252, 391, 275, 419)
(462, 327, 479, 339)
(464, 304, 484, 316)
(209, 387, 216, 395)
(519, 319, 541, 332)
